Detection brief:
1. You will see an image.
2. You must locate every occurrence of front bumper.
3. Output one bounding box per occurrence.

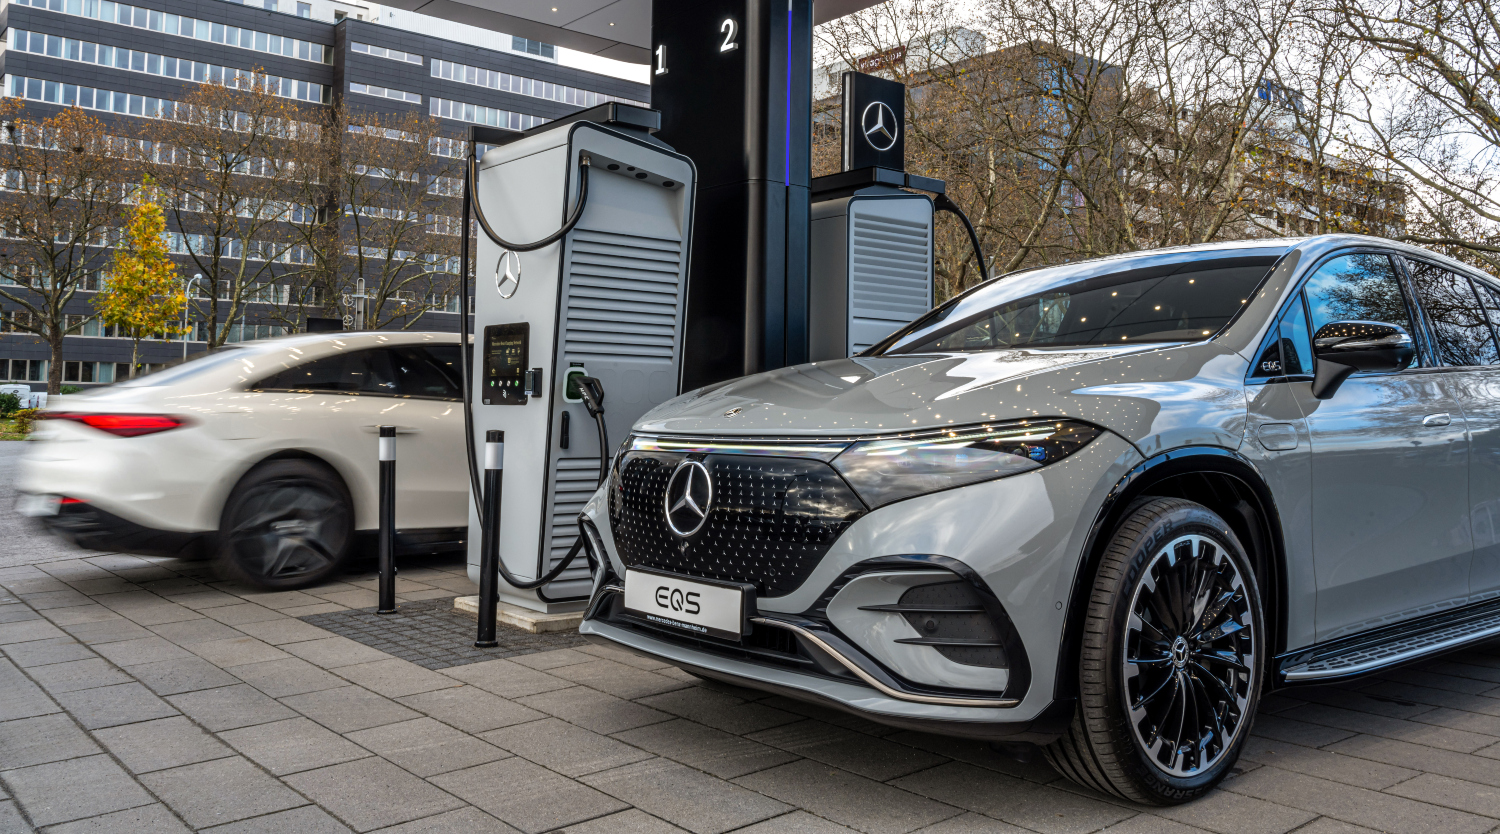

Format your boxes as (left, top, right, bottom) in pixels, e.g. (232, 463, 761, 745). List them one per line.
(580, 431, 1143, 740)
(581, 616, 1076, 742)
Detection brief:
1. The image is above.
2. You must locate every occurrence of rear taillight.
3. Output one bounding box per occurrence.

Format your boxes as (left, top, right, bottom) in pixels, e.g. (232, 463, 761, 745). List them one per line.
(44, 412, 187, 437)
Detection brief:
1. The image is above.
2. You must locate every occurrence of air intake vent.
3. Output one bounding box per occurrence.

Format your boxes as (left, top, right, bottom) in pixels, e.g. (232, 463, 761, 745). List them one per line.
(848, 206, 931, 353)
(894, 581, 1008, 668)
(543, 227, 686, 597)
(563, 229, 682, 363)
(543, 457, 602, 590)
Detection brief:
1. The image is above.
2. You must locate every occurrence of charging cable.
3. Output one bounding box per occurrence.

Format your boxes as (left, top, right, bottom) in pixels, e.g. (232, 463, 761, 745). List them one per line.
(469, 154, 592, 253)
(475, 378, 606, 591)
(573, 376, 609, 485)
(933, 193, 989, 284)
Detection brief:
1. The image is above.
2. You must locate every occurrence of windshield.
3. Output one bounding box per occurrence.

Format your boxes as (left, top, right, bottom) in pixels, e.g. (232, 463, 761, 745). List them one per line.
(114, 346, 250, 388)
(871, 248, 1286, 355)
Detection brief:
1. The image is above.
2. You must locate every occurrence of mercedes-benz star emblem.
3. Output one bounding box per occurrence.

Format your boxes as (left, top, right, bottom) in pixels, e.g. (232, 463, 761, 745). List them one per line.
(861, 101, 899, 152)
(664, 460, 712, 538)
(495, 249, 521, 299)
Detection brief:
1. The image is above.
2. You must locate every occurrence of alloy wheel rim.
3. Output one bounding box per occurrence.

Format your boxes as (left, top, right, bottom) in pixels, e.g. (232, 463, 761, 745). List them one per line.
(229, 481, 345, 580)
(1123, 533, 1255, 778)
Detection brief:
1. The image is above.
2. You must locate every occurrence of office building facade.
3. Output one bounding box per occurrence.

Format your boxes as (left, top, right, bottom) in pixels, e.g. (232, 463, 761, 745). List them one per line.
(0, 0, 648, 388)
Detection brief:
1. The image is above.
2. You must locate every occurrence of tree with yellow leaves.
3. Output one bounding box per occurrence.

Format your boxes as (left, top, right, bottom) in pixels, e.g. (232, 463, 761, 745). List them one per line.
(96, 179, 186, 378)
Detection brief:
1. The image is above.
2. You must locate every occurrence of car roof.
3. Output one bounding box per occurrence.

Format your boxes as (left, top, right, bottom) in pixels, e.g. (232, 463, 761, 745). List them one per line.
(1290, 233, 1495, 283)
(241, 330, 461, 351)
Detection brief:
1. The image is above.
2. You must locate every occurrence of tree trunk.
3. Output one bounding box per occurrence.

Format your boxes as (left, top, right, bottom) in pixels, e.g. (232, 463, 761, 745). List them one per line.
(129, 338, 140, 379)
(46, 329, 64, 395)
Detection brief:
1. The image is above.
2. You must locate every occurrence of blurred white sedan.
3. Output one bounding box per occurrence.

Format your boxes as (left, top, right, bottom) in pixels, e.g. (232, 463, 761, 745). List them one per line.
(16, 332, 467, 589)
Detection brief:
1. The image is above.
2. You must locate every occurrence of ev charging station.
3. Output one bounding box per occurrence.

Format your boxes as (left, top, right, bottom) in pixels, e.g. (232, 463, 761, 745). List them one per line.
(809, 71, 942, 359)
(463, 108, 696, 612)
(448, 0, 985, 617)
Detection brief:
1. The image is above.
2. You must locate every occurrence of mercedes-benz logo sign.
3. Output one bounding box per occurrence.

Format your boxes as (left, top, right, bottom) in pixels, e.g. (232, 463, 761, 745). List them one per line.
(861, 101, 899, 152)
(664, 460, 712, 538)
(495, 249, 521, 299)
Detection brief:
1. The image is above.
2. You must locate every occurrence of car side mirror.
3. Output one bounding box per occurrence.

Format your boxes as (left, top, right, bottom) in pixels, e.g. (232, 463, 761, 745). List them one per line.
(1310, 320, 1415, 399)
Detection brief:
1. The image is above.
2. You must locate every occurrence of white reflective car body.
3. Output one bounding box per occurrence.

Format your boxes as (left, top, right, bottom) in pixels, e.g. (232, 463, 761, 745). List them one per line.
(17, 331, 467, 585)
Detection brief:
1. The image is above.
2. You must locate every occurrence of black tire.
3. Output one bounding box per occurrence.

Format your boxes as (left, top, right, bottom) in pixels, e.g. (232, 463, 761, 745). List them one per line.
(216, 460, 354, 591)
(1045, 497, 1263, 804)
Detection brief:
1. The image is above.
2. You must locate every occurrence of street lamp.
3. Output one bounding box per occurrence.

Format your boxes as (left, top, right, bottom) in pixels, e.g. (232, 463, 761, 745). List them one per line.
(182, 274, 202, 361)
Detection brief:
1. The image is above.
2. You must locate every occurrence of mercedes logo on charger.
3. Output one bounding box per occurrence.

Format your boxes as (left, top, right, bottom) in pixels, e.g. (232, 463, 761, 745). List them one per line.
(861, 101, 899, 152)
(664, 460, 712, 538)
(495, 249, 521, 299)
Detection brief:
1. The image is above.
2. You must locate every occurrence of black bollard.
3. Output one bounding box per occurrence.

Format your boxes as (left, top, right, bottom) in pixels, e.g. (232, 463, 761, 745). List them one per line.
(377, 425, 397, 614)
(475, 429, 504, 648)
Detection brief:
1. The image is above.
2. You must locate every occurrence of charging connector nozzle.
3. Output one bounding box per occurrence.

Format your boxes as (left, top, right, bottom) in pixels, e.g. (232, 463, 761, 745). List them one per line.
(575, 376, 606, 419)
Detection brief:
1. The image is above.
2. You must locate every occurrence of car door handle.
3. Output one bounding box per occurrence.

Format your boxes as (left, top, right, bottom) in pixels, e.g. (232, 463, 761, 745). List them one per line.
(1422, 413, 1452, 427)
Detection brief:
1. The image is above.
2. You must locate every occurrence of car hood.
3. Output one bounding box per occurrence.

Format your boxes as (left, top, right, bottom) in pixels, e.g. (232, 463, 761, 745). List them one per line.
(637, 341, 1251, 454)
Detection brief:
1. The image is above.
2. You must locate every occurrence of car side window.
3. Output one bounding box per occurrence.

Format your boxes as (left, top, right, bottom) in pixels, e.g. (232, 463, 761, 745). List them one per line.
(1467, 279, 1500, 366)
(391, 346, 461, 400)
(1302, 253, 1416, 357)
(422, 344, 464, 390)
(1251, 294, 1313, 379)
(253, 348, 395, 395)
(1280, 294, 1313, 375)
(359, 349, 399, 396)
(1406, 259, 1499, 367)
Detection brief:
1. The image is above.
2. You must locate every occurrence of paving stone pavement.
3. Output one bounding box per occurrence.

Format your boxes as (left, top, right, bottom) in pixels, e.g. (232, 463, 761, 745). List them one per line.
(9, 554, 1500, 832)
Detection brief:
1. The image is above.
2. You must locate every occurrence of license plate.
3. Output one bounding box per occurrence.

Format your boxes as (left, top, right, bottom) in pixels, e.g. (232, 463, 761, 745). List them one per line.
(15, 493, 59, 517)
(622, 568, 751, 641)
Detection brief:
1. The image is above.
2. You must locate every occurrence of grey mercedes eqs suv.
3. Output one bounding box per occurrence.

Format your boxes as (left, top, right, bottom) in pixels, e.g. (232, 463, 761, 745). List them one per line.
(577, 234, 1500, 803)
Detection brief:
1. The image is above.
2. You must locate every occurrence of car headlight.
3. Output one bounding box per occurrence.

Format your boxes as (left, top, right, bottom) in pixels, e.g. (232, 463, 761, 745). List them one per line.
(831, 420, 1103, 508)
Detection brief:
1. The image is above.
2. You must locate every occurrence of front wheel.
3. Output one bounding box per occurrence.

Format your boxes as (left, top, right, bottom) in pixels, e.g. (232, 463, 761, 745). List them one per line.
(1045, 497, 1263, 804)
(217, 460, 353, 590)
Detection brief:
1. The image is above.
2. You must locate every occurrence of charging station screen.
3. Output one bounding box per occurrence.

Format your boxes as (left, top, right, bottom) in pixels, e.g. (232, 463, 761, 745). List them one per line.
(482, 323, 528, 405)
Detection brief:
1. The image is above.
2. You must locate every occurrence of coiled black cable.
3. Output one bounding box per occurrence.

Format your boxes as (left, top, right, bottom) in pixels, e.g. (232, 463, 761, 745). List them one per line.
(469, 153, 592, 252)
(493, 376, 608, 590)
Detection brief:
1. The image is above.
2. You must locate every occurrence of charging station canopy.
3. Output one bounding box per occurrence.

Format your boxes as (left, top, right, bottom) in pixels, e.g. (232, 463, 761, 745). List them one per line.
(375, 0, 883, 63)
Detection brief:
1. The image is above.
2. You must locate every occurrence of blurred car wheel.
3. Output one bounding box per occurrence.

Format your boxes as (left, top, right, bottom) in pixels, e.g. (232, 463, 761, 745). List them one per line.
(217, 459, 353, 590)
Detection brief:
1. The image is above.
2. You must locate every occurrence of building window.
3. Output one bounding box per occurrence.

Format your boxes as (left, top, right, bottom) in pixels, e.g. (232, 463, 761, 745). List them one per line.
(511, 36, 556, 60)
(0, 359, 47, 382)
(12, 30, 330, 104)
(7, 73, 332, 121)
(430, 59, 645, 110)
(12, 0, 332, 64)
(62, 360, 98, 383)
(428, 96, 544, 131)
(350, 42, 423, 65)
(224, 323, 287, 343)
(296, 2, 310, 16)
(349, 82, 421, 105)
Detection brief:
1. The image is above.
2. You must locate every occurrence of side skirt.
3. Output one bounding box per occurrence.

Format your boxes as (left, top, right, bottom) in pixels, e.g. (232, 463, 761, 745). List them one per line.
(1277, 597, 1500, 684)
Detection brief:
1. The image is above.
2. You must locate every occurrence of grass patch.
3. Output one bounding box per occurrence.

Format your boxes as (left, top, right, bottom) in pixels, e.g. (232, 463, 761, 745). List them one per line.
(0, 416, 28, 440)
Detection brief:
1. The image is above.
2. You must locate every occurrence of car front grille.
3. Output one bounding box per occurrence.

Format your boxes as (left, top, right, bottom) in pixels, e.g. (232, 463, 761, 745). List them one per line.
(608, 450, 866, 597)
